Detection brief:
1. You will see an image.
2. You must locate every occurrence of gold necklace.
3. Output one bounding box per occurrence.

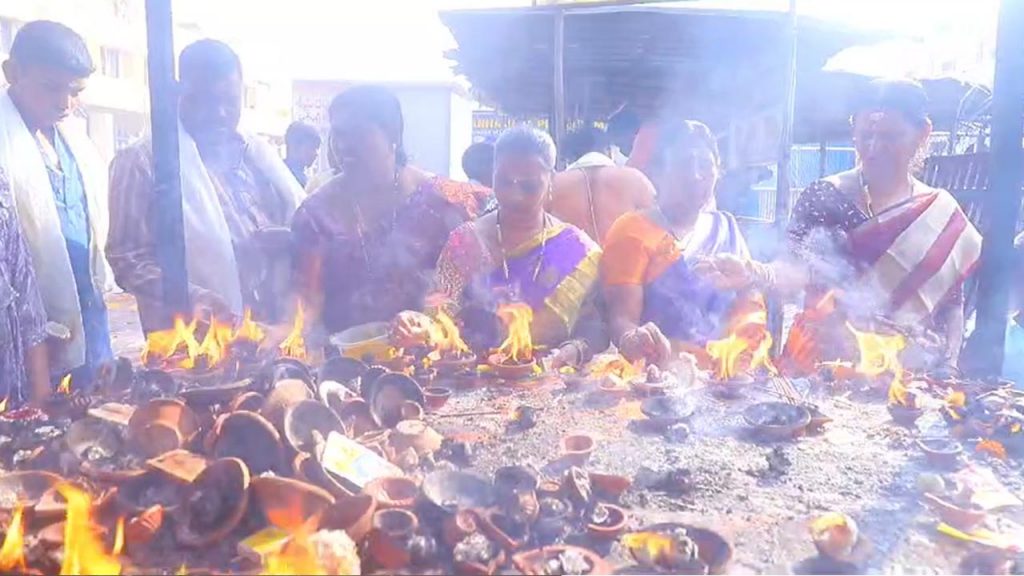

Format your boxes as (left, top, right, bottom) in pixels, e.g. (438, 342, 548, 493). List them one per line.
(496, 210, 549, 286)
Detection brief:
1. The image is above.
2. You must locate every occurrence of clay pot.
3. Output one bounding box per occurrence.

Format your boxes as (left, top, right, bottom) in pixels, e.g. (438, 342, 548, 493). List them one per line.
(177, 457, 251, 547)
(365, 373, 425, 429)
(38, 519, 106, 547)
(283, 400, 346, 455)
(36, 484, 117, 520)
(66, 417, 132, 467)
(319, 380, 357, 417)
(711, 374, 752, 399)
(631, 523, 734, 575)
(421, 470, 495, 514)
(487, 353, 538, 380)
(319, 356, 368, 390)
(265, 358, 315, 388)
(536, 480, 562, 500)
(455, 548, 505, 576)
(318, 493, 378, 543)
(742, 402, 811, 442)
(423, 387, 453, 412)
(358, 430, 396, 462)
(512, 545, 612, 575)
(805, 404, 833, 434)
(339, 398, 380, 438)
(179, 378, 252, 407)
(126, 504, 165, 548)
(390, 420, 444, 456)
(922, 492, 987, 529)
(888, 405, 924, 427)
(146, 449, 210, 484)
(560, 434, 595, 466)
(586, 503, 628, 540)
(399, 401, 425, 422)
(479, 509, 529, 551)
(0, 470, 64, 515)
(443, 509, 479, 547)
(494, 466, 539, 497)
(87, 402, 136, 426)
(251, 476, 336, 528)
(211, 410, 285, 475)
(362, 476, 419, 510)
(433, 353, 478, 376)
(127, 399, 201, 458)
(368, 508, 419, 570)
(228, 391, 265, 413)
(590, 473, 632, 499)
(640, 395, 696, 429)
(917, 437, 963, 468)
(810, 513, 859, 561)
(261, 378, 314, 432)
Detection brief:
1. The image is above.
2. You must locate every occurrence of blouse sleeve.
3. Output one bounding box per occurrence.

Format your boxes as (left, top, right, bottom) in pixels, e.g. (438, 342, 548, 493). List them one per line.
(601, 213, 651, 286)
(434, 223, 485, 313)
(787, 181, 833, 248)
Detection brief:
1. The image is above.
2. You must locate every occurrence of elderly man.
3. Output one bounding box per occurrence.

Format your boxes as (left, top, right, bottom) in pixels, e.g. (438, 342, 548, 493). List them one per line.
(0, 21, 112, 389)
(108, 39, 304, 334)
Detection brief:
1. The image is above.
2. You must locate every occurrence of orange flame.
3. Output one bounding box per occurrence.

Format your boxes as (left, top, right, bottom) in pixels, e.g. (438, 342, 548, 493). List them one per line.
(847, 323, 905, 378)
(58, 483, 122, 575)
(279, 302, 308, 360)
(944, 391, 966, 421)
(0, 503, 26, 572)
(887, 373, 913, 408)
(432, 310, 470, 356)
(180, 316, 235, 370)
(0, 397, 7, 414)
(496, 303, 534, 363)
(748, 332, 778, 375)
(57, 373, 72, 395)
(112, 517, 125, 556)
(260, 519, 325, 575)
(1012, 423, 1021, 434)
(176, 564, 188, 576)
(976, 439, 1007, 460)
(621, 531, 677, 566)
(589, 355, 644, 388)
(234, 307, 266, 345)
(142, 315, 200, 366)
(706, 332, 748, 380)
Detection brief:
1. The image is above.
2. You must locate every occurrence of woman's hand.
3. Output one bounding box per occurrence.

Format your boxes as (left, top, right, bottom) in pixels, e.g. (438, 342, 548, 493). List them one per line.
(693, 254, 755, 290)
(619, 322, 672, 366)
(546, 340, 586, 371)
(390, 310, 435, 348)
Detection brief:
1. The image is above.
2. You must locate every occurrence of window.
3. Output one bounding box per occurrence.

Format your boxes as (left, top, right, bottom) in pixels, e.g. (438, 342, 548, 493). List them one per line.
(1, 18, 22, 55)
(101, 47, 124, 78)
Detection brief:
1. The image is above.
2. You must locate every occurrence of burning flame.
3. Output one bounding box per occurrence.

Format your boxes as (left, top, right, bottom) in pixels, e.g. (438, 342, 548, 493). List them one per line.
(0, 397, 7, 414)
(176, 564, 188, 576)
(142, 316, 200, 367)
(888, 374, 912, 408)
(58, 483, 122, 575)
(976, 439, 1007, 460)
(706, 332, 747, 380)
(234, 307, 266, 344)
(57, 374, 72, 395)
(496, 303, 534, 363)
(589, 355, 644, 388)
(1012, 423, 1022, 434)
(181, 317, 235, 370)
(621, 532, 677, 565)
(431, 310, 470, 356)
(944, 391, 966, 421)
(0, 503, 26, 572)
(279, 302, 308, 360)
(748, 332, 778, 375)
(848, 323, 906, 378)
(260, 520, 325, 576)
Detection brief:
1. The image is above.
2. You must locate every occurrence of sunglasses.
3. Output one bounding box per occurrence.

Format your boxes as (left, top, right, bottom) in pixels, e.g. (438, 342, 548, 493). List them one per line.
(495, 175, 547, 195)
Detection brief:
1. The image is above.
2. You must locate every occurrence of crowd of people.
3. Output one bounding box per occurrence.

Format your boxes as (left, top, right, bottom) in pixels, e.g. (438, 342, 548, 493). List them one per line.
(1, 19, 991, 409)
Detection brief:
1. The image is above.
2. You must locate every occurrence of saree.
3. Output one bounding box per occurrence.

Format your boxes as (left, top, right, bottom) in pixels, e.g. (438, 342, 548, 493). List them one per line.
(782, 181, 982, 375)
(436, 217, 601, 350)
(603, 210, 755, 345)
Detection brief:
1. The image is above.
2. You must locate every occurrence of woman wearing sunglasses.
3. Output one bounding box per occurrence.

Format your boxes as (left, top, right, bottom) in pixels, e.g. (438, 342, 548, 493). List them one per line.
(602, 119, 763, 366)
(392, 126, 606, 368)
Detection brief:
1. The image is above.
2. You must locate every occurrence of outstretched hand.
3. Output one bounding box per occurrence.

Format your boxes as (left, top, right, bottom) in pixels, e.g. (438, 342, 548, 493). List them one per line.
(390, 310, 435, 349)
(693, 254, 754, 290)
(619, 322, 672, 367)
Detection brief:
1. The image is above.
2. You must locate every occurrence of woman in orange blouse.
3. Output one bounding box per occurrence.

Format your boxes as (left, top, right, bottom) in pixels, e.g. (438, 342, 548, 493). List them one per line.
(602, 119, 763, 365)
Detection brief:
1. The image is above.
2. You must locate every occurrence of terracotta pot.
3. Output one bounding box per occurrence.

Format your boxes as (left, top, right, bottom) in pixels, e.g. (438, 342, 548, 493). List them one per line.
(126, 504, 165, 548)
(319, 356, 368, 389)
(362, 476, 419, 510)
(264, 358, 315, 388)
(211, 410, 285, 475)
(888, 405, 924, 427)
(176, 457, 251, 547)
(423, 387, 453, 412)
(560, 434, 595, 466)
(319, 380, 357, 418)
(478, 509, 529, 552)
(368, 508, 418, 570)
(455, 549, 505, 576)
(0, 470, 64, 516)
(630, 523, 734, 575)
(399, 401, 425, 422)
(917, 437, 963, 468)
(228, 391, 265, 413)
(421, 470, 496, 514)
(251, 476, 335, 529)
(434, 353, 478, 376)
(443, 509, 479, 547)
(339, 398, 380, 438)
(179, 378, 252, 407)
(390, 420, 444, 456)
(590, 473, 632, 499)
(146, 449, 210, 484)
(38, 520, 106, 547)
(127, 399, 201, 458)
(512, 545, 612, 575)
(536, 480, 562, 500)
(364, 372, 425, 429)
(261, 378, 314, 432)
(586, 504, 628, 540)
(283, 400, 346, 455)
(35, 484, 117, 520)
(922, 492, 987, 529)
(318, 493, 378, 543)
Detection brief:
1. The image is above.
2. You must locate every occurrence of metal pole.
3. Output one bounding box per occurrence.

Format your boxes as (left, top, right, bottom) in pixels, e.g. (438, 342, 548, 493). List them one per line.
(145, 0, 189, 319)
(818, 140, 827, 178)
(964, 0, 1024, 376)
(769, 0, 799, 352)
(553, 8, 567, 161)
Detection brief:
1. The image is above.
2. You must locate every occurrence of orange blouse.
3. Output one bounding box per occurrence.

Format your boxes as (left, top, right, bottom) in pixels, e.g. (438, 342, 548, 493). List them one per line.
(601, 211, 683, 286)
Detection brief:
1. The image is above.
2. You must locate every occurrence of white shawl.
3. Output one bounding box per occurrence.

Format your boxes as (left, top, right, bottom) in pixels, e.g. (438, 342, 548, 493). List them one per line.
(0, 89, 109, 374)
(176, 124, 304, 315)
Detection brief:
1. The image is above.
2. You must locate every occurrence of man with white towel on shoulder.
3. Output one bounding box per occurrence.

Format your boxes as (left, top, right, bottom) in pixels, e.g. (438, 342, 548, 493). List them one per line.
(0, 21, 113, 390)
(107, 39, 304, 335)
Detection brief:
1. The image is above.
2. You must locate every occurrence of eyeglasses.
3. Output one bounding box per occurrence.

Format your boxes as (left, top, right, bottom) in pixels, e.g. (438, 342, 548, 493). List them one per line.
(495, 175, 547, 196)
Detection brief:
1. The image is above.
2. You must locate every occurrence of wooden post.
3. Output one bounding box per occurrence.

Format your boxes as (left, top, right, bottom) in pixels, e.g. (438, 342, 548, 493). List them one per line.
(964, 0, 1024, 376)
(769, 0, 800, 351)
(145, 0, 189, 318)
(553, 8, 567, 162)
(818, 140, 827, 178)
